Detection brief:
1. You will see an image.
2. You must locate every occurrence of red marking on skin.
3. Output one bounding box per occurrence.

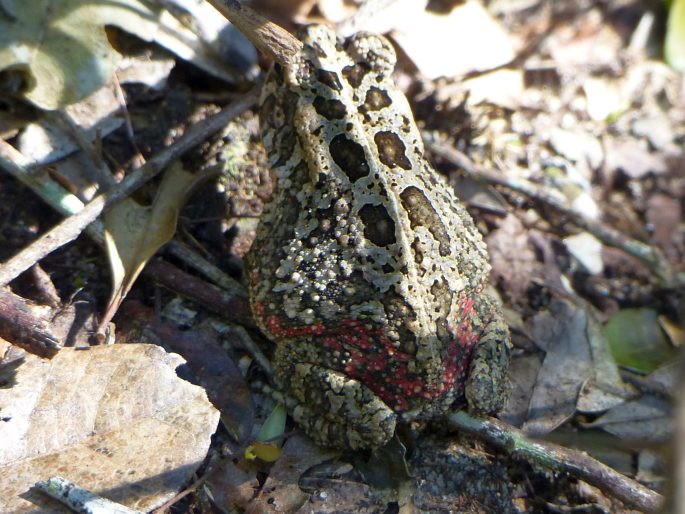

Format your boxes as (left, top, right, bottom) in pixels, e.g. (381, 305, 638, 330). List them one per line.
(258, 291, 484, 412)
(266, 314, 325, 339)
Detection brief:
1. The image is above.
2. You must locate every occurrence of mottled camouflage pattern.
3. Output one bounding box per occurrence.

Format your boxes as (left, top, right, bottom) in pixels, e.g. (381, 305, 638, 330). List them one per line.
(246, 25, 511, 449)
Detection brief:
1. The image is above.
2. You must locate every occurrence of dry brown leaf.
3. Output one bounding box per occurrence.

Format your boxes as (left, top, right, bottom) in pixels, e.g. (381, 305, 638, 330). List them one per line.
(115, 301, 255, 443)
(524, 300, 594, 436)
(646, 194, 682, 260)
(604, 136, 668, 179)
(0, 344, 219, 513)
(582, 395, 673, 443)
(486, 214, 536, 301)
(524, 300, 629, 436)
(102, 162, 203, 330)
(247, 434, 337, 513)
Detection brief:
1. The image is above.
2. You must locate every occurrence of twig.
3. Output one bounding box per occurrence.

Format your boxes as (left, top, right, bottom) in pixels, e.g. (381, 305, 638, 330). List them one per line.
(35, 476, 143, 514)
(28, 264, 62, 308)
(166, 240, 245, 299)
(227, 324, 272, 376)
(151, 473, 208, 514)
(0, 140, 88, 217)
(0, 89, 258, 287)
(50, 109, 118, 189)
(425, 136, 681, 286)
(205, 0, 302, 65)
(449, 412, 663, 513)
(143, 258, 253, 327)
(0, 288, 61, 358)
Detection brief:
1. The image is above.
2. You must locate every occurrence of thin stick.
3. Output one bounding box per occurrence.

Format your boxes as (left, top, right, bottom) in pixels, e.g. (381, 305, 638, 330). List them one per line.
(143, 258, 253, 328)
(426, 136, 680, 286)
(449, 412, 663, 513)
(166, 240, 245, 298)
(0, 140, 87, 217)
(0, 289, 61, 358)
(0, 90, 258, 287)
(35, 476, 143, 514)
(150, 474, 208, 514)
(204, 0, 302, 65)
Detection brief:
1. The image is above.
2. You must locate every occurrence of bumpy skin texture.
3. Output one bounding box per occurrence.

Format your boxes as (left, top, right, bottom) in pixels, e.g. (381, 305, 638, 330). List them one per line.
(246, 25, 511, 450)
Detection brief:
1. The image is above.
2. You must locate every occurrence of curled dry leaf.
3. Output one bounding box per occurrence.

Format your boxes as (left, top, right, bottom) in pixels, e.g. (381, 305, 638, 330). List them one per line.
(0, 0, 245, 110)
(102, 161, 204, 331)
(0, 344, 219, 513)
(524, 300, 631, 435)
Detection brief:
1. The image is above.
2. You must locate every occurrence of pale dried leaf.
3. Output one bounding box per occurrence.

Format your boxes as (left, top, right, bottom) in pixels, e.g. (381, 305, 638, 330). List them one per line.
(632, 115, 678, 152)
(0, 344, 219, 513)
(103, 162, 200, 325)
(563, 232, 604, 275)
(391, 2, 515, 79)
(577, 378, 632, 414)
(0, 0, 123, 109)
(549, 128, 604, 170)
(462, 69, 524, 110)
(524, 300, 593, 435)
(583, 78, 628, 122)
(604, 136, 667, 179)
(117, 52, 176, 90)
(317, 0, 357, 23)
(337, 0, 428, 36)
(583, 395, 673, 443)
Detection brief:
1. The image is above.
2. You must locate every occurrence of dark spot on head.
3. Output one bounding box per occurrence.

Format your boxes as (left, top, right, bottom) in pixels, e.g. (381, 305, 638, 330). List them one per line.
(317, 69, 343, 91)
(400, 186, 451, 257)
(411, 237, 424, 265)
(329, 134, 370, 182)
(382, 263, 394, 273)
(359, 204, 396, 247)
(342, 62, 370, 88)
(374, 131, 412, 170)
(362, 87, 392, 112)
(313, 96, 347, 119)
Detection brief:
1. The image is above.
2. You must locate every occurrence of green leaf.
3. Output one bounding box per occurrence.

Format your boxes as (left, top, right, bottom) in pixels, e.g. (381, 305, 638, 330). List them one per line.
(244, 403, 286, 462)
(604, 308, 677, 373)
(666, 0, 685, 71)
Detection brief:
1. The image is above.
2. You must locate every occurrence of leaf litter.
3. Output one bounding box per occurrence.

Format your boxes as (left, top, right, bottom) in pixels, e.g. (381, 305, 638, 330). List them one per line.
(0, 0, 683, 511)
(0, 344, 219, 513)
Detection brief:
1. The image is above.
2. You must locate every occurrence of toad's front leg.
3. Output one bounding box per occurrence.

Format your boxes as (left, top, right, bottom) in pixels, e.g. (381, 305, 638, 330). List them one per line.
(273, 341, 397, 450)
(465, 295, 512, 415)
